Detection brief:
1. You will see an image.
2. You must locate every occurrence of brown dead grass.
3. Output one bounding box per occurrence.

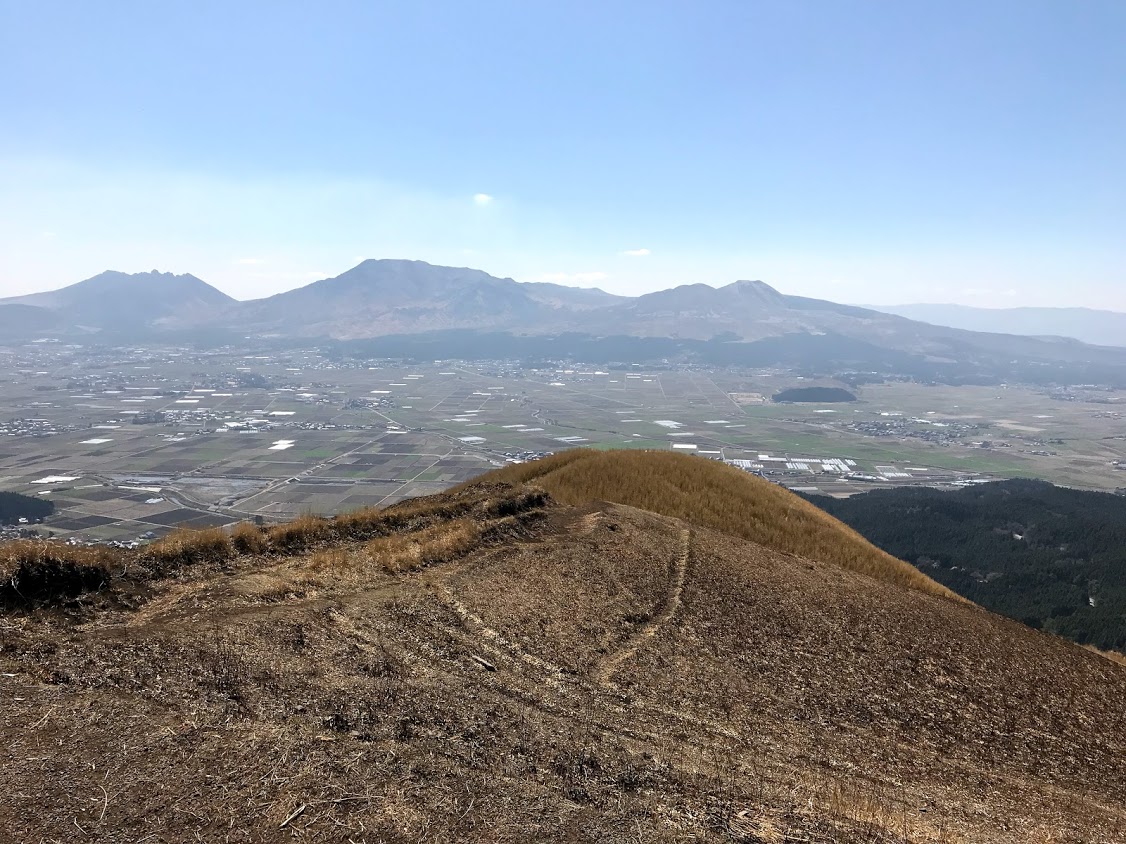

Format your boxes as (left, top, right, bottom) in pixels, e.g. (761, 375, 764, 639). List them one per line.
(307, 546, 350, 572)
(364, 518, 482, 573)
(0, 539, 114, 575)
(143, 526, 233, 568)
(463, 449, 959, 601)
(306, 519, 485, 576)
(229, 522, 268, 555)
(0, 540, 114, 605)
(265, 513, 333, 552)
(0, 483, 547, 608)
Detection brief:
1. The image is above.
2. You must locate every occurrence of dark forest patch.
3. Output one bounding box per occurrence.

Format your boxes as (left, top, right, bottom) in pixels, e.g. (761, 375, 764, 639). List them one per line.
(0, 491, 54, 524)
(807, 480, 1126, 650)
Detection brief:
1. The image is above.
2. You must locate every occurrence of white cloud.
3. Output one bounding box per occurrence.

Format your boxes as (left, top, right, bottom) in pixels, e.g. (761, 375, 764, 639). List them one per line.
(622, 247, 650, 257)
(473, 193, 493, 206)
(237, 257, 265, 265)
(538, 271, 609, 286)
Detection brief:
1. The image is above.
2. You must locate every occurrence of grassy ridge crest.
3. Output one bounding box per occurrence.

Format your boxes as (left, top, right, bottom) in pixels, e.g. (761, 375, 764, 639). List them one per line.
(464, 449, 960, 601)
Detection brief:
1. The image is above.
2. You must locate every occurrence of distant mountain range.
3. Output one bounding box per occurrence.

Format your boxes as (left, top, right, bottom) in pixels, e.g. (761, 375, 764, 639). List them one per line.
(868, 303, 1126, 348)
(0, 270, 235, 333)
(5, 259, 1126, 385)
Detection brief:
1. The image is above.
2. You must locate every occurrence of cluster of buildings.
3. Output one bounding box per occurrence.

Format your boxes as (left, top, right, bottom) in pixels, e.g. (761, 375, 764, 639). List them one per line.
(501, 450, 554, 464)
(0, 417, 80, 438)
(841, 416, 980, 445)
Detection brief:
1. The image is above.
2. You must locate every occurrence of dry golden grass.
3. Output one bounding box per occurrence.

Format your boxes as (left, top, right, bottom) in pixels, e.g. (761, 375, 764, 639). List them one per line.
(307, 547, 350, 572)
(364, 518, 481, 573)
(265, 514, 332, 552)
(0, 482, 536, 606)
(464, 449, 960, 601)
(5, 468, 1126, 840)
(0, 540, 115, 605)
(820, 781, 967, 843)
(229, 522, 268, 555)
(330, 507, 386, 537)
(0, 539, 115, 575)
(143, 526, 233, 567)
(1083, 644, 1126, 667)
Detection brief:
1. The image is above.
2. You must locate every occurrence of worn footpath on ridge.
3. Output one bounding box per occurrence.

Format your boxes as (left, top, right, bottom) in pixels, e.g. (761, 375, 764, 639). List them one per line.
(2, 459, 1125, 843)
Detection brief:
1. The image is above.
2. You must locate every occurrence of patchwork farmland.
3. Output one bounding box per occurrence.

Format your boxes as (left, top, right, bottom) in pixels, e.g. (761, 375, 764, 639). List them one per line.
(1, 342, 1123, 543)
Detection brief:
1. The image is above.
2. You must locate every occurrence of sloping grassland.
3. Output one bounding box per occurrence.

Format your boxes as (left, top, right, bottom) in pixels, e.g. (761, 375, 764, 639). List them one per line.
(1, 455, 1123, 842)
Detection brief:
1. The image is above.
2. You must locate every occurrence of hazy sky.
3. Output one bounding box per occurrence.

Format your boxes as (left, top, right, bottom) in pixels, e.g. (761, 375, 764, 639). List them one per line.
(2, 1, 1124, 307)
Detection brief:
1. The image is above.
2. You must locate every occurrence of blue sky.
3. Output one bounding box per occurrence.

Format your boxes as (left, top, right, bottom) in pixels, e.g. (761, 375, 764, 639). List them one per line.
(2, 1, 1124, 307)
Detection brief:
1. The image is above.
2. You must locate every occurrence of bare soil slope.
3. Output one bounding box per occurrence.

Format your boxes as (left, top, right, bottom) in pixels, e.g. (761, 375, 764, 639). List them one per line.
(2, 467, 1124, 843)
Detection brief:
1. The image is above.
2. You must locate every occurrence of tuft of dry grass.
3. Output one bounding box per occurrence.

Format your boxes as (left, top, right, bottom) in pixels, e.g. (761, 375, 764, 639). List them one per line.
(0, 539, 115, 604)
(461, 449, 960, 601)
(364, 518, 482, 574)
(332, 506, 394, 538)
(0, 539, 115, 575)
(266, 514, 332, 552)
(307, 547, 350, 572)
(143, 527, 234, 568)
(230, 522, 269, 555)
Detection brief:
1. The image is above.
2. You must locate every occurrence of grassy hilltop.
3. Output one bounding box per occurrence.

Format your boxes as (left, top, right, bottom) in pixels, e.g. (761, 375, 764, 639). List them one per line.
(2, 451, 1124, 842)
(465, 449, 958, 600)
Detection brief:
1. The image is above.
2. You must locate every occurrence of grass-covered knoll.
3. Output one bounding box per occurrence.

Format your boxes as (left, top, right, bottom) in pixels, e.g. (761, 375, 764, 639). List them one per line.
(465, 449, 959, 601)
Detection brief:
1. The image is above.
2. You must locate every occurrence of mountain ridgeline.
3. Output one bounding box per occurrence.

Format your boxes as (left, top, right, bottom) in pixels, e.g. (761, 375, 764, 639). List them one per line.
(870, 302, 1126, 348)
(7, 259, 1126, 386)
(460, 449, 956, 600)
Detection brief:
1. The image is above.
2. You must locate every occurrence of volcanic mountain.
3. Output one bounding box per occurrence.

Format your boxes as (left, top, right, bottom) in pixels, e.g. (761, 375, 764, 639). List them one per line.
(221, 258, 954, 346)
(231, 259, 623, 338)
(3, 451, 1123, 842)
(17, 259, 1126, 384)
(0, 269, 235, 333)
(220, 259, 1126, 384)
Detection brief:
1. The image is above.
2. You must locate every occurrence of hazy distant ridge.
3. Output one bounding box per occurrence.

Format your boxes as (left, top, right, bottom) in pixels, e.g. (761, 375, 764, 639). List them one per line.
(868, 303, 1126, 347)
(7, 259, 1126, 386)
